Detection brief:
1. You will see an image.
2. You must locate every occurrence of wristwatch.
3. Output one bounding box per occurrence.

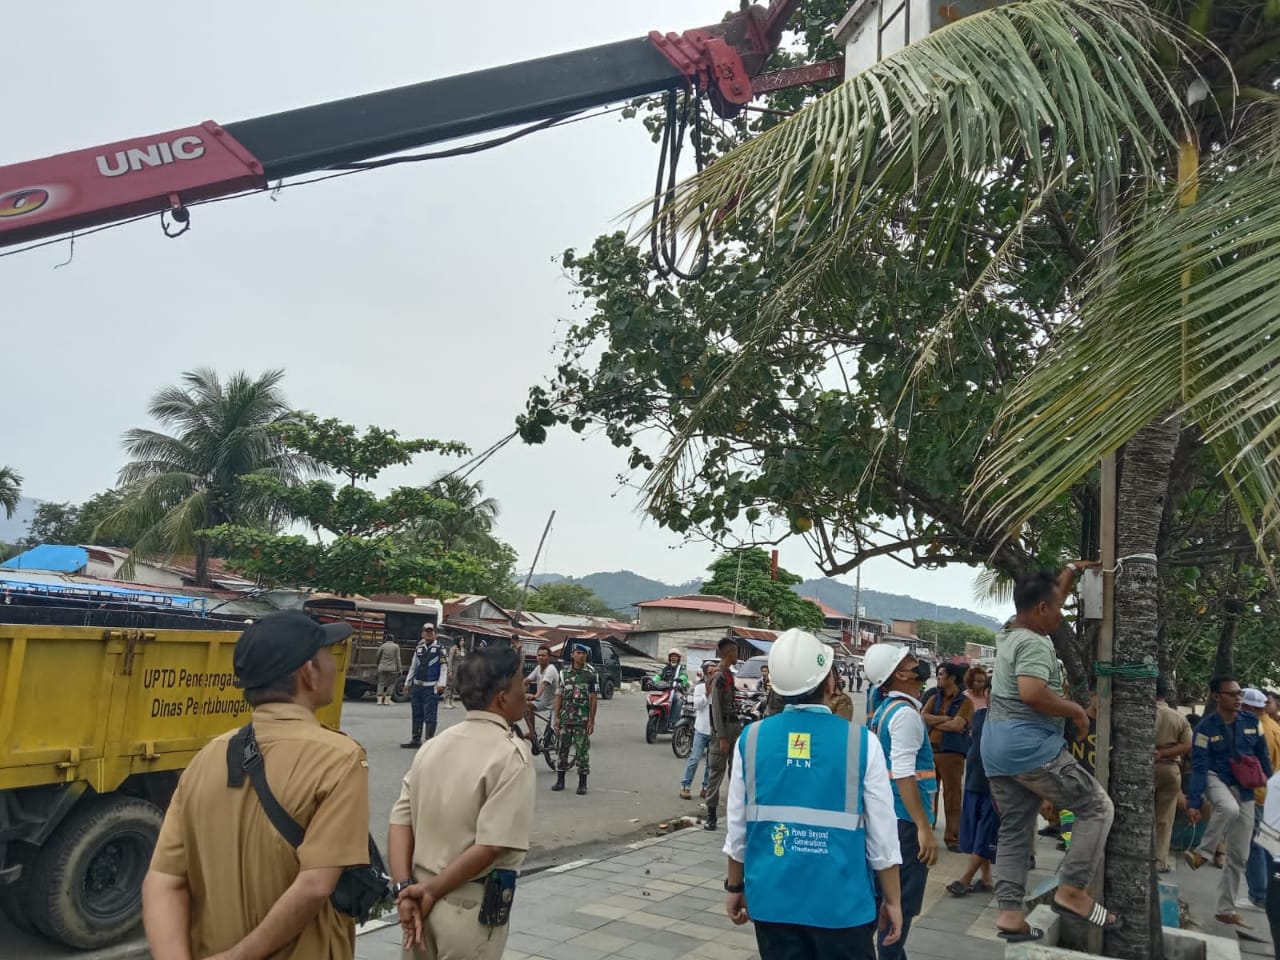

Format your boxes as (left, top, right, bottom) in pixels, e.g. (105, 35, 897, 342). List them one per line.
(390, 879, 414, 898)
(723, 879, 745, 893)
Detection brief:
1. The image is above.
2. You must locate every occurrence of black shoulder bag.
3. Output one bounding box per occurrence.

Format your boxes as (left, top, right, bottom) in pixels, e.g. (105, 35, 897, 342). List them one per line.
(226, 724, 392, 923)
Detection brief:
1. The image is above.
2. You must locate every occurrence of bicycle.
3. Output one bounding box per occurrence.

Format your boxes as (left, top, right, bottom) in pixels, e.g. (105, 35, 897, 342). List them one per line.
(521, 708, 577, 772)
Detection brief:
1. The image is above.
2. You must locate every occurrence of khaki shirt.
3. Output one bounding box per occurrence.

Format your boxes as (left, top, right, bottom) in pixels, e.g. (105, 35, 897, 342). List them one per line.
(377, 640, 402, 673)
(1155, 702, 1192, 759)
(390, 711, 535, 881)
(150, 702, 371, 960)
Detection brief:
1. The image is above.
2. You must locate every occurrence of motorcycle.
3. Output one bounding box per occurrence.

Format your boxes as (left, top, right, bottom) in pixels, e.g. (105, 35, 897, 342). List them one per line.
(670, 694, 697, 758)
(642, 678, 688, 744)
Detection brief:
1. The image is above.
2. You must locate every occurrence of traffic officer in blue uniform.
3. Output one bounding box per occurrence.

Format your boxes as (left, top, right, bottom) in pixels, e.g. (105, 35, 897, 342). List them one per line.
(865, 642, 939, 960)
(401, 624, 449, 749)
(722, 628, 903, 960)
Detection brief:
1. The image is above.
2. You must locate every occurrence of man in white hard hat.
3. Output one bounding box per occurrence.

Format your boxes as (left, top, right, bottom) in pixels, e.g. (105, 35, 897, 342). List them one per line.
(864, 642, 938, 960)
(722, 629, 903, 960)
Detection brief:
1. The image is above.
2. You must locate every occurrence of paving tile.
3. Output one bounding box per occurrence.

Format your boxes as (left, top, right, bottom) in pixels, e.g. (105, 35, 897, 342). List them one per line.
(576, 902, 635, 920)
(557, 910, 616, 931)
(621, 910, 680, 930)
(504, 933, 561, 957)
(566, 929, 634, 953)
(618, 941, 684, 960)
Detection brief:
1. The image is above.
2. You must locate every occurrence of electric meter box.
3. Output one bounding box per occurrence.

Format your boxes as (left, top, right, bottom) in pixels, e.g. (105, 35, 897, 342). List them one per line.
(1080, 568, 1104, 620)
(835, 0, 1007, 77)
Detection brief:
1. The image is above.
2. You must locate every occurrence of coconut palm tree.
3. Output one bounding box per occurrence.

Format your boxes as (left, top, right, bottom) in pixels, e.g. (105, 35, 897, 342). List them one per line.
(409, 474, 501, 554)
(103, 369, 314, 586)
(0, 466, 21, 520)
(649, 1, 1280, 953)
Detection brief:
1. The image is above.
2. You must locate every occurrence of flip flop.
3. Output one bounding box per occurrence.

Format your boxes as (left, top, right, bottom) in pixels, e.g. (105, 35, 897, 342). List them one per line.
(969, 880, 993, 894)
(997, 925, 1044, 943)
(946, 880, 969, 897)
(1052, 900, 1124, 932)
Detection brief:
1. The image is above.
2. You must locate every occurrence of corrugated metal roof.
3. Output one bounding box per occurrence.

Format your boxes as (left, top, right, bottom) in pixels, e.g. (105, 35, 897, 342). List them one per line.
(0, 569, 205, 608)
(801, 596, 853, 621)
(634, 594, 756, 617)
(1, 545, 88, 573)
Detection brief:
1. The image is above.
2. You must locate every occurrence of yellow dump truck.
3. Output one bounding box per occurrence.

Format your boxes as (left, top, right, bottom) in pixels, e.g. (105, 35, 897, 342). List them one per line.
(0, 613, 348, 950)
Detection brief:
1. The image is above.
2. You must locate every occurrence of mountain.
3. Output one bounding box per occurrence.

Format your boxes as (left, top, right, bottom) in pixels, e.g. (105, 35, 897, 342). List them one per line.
(0, 496, 38, 546)
(531, 569, 998, 628)
(529, 570, 700, 614)
(793, 578, 999, 629)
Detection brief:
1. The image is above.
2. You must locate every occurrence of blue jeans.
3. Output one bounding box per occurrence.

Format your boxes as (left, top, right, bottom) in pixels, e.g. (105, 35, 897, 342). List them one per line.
(681, 731, 712, 790)
(1247, 802, 1268, 905)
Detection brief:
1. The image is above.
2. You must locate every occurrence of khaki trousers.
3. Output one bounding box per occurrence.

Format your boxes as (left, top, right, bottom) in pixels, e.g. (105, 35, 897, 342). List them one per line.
(403, 887, 508, 960)
(1153, 762, 1182, 868)
(935, 752, 966, 846)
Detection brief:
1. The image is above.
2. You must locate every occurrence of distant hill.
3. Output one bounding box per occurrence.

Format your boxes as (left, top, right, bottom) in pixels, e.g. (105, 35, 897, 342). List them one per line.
(532, 569, 998, 629)
(0, 496, 38, 545)
(794, 578, 999, 629)
(529, 570, 700, 614)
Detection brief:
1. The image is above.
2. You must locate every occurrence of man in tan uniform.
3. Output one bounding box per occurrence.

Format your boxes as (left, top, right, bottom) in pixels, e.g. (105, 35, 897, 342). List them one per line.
(1154, 677, 1192, 872)
(377, 633, 404, 705)
(142, 610, 371, 960)
(390, 643, 535, 959)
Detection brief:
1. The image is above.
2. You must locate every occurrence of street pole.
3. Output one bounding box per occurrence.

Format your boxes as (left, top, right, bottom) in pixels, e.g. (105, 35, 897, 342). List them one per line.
(512, 510, 555, 627)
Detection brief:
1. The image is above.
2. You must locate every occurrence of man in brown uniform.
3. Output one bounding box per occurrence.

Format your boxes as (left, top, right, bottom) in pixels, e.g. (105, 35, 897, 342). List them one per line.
(391, 643, 535, 959)
(703, 636, 741, 832)
(1154, 676, 1193, 872)
(923, 662, 975, 851)
(142, 611, 371, 960)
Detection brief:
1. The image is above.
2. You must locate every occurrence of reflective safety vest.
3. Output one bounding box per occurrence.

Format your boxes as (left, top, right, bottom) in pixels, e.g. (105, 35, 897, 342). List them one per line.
(869, 696, 938, 825)
(411, 641, 444, 683)
(739, 707, 877, 929)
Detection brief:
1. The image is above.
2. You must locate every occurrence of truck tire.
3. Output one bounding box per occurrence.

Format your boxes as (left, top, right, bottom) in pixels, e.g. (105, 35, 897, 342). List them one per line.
(391, 674, 410, 703)
(601, 679, 615, 701)
(343, 678, 369, 701)
(0, 841, 38, 935)
(26, 795, 163, 949)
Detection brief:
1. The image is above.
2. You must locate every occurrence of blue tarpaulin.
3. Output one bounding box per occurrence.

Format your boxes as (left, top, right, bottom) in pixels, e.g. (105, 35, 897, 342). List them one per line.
(1, 545, 89, 573)
(0, 570, 205, 609)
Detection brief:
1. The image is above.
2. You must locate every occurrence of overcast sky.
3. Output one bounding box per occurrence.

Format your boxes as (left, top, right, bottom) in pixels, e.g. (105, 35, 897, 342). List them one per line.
(2, 1, 994, 615)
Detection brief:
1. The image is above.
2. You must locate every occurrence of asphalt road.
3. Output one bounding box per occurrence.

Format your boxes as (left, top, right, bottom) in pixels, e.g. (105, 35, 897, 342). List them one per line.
(3, 687, 704, 959)
(345, 688, 702, 861)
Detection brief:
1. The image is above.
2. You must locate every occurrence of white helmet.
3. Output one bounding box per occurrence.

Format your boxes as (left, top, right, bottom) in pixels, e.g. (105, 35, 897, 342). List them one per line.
(767, 629, 834, 697)
(668, 648, 682, 660)
(862, 643, 911, 688)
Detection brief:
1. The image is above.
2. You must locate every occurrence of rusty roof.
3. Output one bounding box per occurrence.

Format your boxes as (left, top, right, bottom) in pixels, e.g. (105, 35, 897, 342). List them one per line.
(634, 594, 756, 617)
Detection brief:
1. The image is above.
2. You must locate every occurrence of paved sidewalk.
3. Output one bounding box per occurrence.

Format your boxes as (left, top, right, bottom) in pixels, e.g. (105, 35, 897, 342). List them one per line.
(355, 820, 1277, 960)
(354, 825, 1019, 960)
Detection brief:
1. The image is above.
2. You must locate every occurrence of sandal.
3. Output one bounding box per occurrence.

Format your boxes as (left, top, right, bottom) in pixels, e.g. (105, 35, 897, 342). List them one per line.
(946, 880, 969, 897)
(1215, 913, 1251, 928)
(997, 926, 1044, 943)
(969, 880, 993, 894)
(1051, 900, 1124, 932)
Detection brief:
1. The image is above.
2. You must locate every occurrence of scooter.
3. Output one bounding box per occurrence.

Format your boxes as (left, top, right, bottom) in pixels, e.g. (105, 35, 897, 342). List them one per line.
(642, 678, 688, 744)
(670, 695, 697, 758)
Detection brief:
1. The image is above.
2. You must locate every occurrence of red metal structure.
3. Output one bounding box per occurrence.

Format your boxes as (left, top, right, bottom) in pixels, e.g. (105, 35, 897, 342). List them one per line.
(0, 2, 816, 250)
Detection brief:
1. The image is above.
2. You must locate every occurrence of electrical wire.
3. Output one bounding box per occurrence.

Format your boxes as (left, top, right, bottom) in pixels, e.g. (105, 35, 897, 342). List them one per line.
(650, 90, 710, 281)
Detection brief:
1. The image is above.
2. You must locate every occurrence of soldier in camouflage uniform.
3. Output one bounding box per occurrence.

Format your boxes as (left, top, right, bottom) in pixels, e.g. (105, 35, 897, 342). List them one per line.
(552, 643, 599, 795)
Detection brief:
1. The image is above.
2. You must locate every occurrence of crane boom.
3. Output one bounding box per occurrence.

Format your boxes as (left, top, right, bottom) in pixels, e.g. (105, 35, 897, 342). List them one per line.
(0, 2, 804, 250)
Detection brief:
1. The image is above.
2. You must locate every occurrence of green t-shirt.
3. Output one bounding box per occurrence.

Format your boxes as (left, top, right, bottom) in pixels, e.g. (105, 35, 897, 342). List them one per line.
(982, 627, 1067, 776)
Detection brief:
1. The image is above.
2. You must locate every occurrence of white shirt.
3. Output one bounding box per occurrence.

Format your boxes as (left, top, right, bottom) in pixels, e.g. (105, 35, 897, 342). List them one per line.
(1260, 771, 1280, 860)
(526, 665, 560, 706)
(883, 691, 926, 780)
(693, 683, 712, 736)
(723, 705, 904, 872)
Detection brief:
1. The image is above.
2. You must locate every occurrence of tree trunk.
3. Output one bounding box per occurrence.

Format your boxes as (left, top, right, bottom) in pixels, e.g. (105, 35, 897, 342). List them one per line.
(194, 537, 210, 587)
(1102, 414, 1180, 959)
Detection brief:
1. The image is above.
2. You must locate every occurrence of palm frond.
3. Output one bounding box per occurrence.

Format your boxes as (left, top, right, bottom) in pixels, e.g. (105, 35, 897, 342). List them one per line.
(970, 100, 1280, 538)
(643, 0, 1196, 515)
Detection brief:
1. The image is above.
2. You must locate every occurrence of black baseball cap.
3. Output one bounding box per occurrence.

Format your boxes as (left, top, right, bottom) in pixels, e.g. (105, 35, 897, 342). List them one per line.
(234, 611, 352, 689)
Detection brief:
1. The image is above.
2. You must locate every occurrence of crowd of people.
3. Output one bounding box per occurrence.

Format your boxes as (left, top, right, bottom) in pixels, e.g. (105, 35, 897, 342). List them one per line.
(136, 560, 1280, 960)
